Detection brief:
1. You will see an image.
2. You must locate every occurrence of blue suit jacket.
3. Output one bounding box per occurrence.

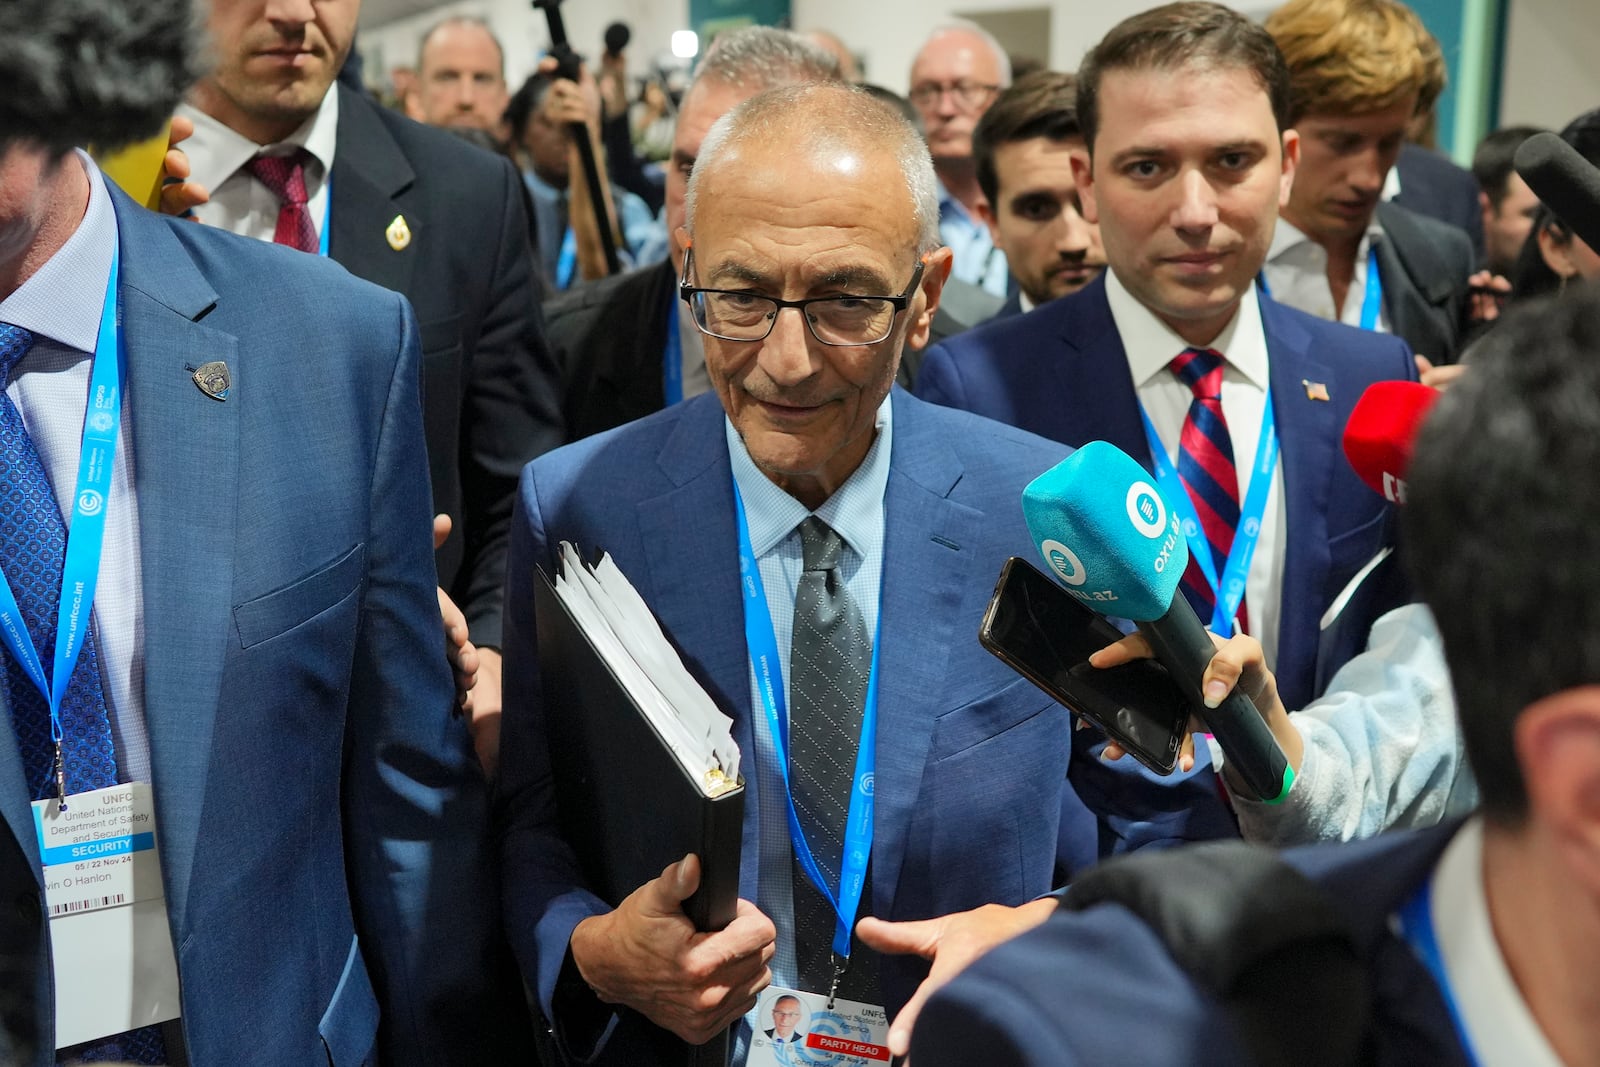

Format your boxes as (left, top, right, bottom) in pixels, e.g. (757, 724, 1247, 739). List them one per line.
(914, 822, 1470, 1065)
(914, 277, 1418, 710)
(0, 193, 512, 1065)
(497, 389, 1237, 1063)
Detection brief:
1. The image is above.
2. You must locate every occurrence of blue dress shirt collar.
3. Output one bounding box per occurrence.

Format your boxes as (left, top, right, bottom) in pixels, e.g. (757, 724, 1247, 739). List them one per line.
(724, 395, 894, 560)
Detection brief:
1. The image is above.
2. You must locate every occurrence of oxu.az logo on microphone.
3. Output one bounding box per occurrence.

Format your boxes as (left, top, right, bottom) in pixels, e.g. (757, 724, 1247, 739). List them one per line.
(1040, 541, 1118, 603)
(1126, 481, 1182, 574)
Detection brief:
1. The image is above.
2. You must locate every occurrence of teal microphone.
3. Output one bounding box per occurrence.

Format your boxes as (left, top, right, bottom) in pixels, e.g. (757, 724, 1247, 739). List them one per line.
(1021, 441, 1293, 803)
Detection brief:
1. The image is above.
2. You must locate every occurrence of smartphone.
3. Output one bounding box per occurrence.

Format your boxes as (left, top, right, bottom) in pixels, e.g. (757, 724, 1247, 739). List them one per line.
(978, 557, 1189, 775)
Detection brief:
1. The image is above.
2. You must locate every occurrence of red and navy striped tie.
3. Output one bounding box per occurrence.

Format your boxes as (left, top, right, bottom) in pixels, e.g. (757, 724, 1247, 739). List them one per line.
(1170, 347, 1249, 634)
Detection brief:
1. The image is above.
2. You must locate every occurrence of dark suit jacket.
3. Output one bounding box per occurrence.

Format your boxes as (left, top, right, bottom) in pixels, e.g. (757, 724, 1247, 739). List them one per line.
(1394, 143, 1485, 262)
(330, 86, 563, 645)
(498, 390, 1237, 1064)
(543, 257, 675, 441)
(1374, 200, 1477, 366)
(0, 192, 513, 1066)
(914, 822, 1470, 1066)
(990, 290, 1025, 323)
(901, 278, 1006, 390)
(913, 277, 1418, 710)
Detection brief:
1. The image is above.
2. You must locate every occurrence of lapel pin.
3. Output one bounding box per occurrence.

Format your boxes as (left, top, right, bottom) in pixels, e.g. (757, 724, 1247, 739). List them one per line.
(386, 214, 412, 251)
(1302, 379, 1330, 402)
(192, 361, 231, 401)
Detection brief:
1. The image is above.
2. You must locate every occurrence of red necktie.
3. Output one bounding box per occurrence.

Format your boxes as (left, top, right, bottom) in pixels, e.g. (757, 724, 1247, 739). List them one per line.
(245, 149, 320, 254)
(1170, 347, 1249, 634)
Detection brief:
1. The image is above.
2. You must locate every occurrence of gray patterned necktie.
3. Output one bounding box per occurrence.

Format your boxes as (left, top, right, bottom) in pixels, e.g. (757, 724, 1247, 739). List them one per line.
(788, 517, 879, 1000)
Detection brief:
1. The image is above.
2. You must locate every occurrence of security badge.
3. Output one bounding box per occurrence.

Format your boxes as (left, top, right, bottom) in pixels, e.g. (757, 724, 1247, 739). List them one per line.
(33, 783, 181, 1046)
(386, 214, 412, 251)
(192, 361, 230, 401)
(747, 986, 891, 1066)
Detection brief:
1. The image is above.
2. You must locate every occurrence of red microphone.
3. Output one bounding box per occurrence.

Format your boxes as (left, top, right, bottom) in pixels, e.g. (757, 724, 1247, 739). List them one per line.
(1342, 381, 1439, 505)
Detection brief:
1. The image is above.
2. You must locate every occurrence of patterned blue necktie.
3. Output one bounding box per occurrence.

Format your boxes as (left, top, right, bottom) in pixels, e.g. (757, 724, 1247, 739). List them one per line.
(0, 323, 166, 1065)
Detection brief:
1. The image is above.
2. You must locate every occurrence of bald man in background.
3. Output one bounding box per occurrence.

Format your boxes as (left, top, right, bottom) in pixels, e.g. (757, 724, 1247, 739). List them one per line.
(909, 21, 1013, 298)
(405, 16, 511, 140)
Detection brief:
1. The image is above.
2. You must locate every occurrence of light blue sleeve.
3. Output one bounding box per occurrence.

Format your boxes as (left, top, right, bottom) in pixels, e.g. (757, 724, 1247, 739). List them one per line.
(1225, 603, 1477, 845)
(617, 188, 666, 268)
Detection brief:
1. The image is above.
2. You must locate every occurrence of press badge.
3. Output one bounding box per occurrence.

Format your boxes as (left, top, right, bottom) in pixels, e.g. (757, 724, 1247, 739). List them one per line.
(747, 986, 891, 1066)
(31, 782, 181, 1047)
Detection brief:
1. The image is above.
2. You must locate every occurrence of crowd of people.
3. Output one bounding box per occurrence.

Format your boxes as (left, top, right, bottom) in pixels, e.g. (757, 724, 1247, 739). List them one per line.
(2, 0, 1599, 1064)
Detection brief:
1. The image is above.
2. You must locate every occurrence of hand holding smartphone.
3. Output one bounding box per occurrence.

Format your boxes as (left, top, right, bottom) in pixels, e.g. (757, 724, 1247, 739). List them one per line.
(979, 557, 1190, 774)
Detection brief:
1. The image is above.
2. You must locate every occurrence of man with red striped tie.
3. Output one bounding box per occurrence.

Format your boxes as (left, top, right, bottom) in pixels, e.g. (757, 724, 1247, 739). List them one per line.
(915, 1, 1419, 713)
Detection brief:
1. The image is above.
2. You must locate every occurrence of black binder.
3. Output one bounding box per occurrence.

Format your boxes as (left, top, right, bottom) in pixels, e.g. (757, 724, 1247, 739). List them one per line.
(534, 566, 744, 1066)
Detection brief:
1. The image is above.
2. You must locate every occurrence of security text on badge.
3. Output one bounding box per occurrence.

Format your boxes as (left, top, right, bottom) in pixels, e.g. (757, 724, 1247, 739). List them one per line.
(31, 782, 164, 917)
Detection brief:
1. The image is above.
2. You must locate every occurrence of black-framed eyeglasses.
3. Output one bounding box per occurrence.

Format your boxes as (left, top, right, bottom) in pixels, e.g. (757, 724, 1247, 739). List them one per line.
(678, 247, 927, 347)
(907, 81, 1001, 110)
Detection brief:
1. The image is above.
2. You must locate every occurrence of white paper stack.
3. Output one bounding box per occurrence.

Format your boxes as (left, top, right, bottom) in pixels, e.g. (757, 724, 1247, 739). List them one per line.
(554, 542, 741, 792)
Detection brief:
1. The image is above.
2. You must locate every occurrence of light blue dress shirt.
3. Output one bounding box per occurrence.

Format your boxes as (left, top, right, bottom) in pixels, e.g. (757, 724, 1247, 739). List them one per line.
(523, 169, 665, 286)
(0, 152, 149, 783)
(1225, 604, 1476, 844)
(938, 181, 1008, 298)
(726, 397, 892, 1059)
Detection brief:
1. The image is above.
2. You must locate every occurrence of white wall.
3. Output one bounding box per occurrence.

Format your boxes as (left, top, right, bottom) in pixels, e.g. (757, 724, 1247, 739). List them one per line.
(358, 0, 693, 91)
(359, 0, 1600, 136)
(357, 0, 1182, 93)
(790, 0, 1171, 90)
(1498, 0, 1600, 133)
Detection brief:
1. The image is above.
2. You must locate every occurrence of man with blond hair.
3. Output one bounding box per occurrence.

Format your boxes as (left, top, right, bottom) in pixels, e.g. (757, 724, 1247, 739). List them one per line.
(1263, 0, 1480, 365)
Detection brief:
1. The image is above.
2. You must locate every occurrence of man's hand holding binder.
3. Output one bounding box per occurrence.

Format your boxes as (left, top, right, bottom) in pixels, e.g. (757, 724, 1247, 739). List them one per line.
(569, 854, 777, 1044)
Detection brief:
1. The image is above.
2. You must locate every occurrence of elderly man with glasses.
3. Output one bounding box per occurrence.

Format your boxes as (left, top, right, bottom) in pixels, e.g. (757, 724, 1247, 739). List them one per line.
(909, 20, 1014, 298)
(497, 81, 1230, 1067)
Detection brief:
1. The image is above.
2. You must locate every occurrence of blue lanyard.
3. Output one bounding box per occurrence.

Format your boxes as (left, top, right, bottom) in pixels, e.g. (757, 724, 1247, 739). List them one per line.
(733, 481, 879, 960)
(1397, 879, 1482, 1067)
(0, 244, 125, 788)
(1138, 384, 1278, 635)
(318, 187, 330, 258)
(663, 289, 683, 406)
(556, 226, 577, 290)
(1356, 245, 1383, 331)
(1258, 245, 1382, 331)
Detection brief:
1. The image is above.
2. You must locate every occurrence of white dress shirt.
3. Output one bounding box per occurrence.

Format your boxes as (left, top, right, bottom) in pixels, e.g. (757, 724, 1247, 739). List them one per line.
(1425, 818, 1564, 1067)
(1103, 268, 1287, 667)
(177, 87, 340, 244)
(1263, 216, 1391, 333)
(0, 153, 149, 782)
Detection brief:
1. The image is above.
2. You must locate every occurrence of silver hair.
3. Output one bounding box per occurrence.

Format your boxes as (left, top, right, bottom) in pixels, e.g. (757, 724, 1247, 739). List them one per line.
(417, 15, 505, 76)
(686, 83, 942, 255)
(692, 26, 843, 92)
(913, 19, 1013, 88)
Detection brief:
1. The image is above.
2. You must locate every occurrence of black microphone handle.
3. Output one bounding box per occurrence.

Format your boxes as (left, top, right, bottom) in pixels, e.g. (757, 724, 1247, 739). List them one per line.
(1137, 598, 1291, 803)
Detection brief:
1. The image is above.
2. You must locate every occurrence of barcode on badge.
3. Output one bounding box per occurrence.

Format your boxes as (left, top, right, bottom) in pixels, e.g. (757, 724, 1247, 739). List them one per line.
(50, 893, 128, 918)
